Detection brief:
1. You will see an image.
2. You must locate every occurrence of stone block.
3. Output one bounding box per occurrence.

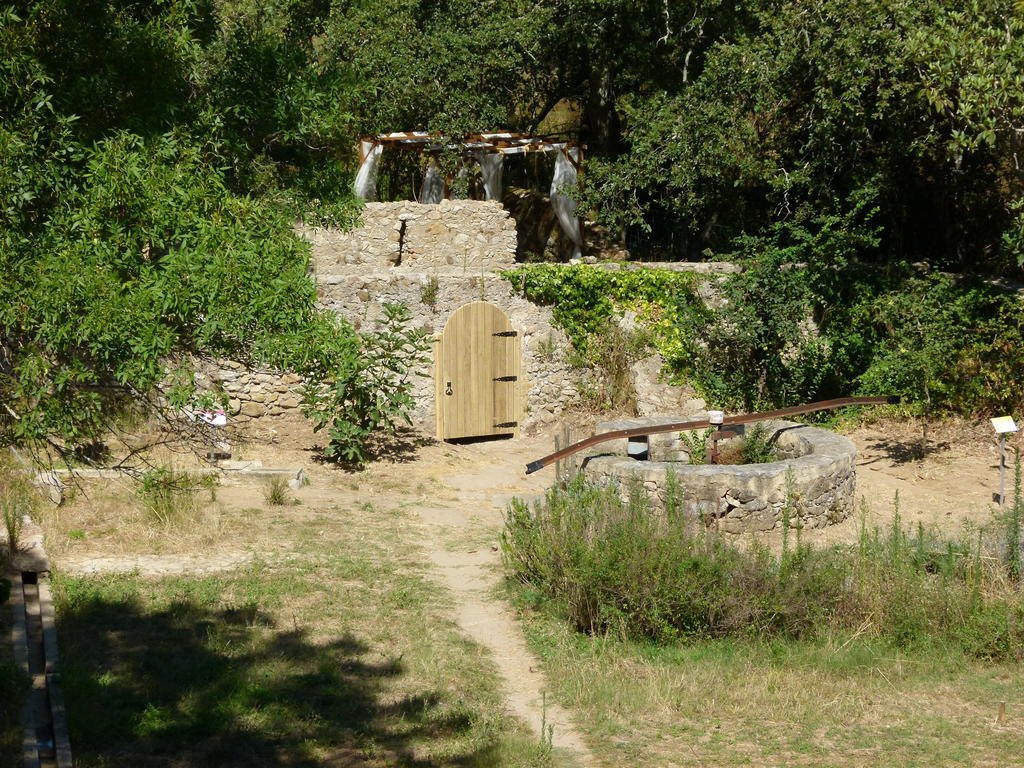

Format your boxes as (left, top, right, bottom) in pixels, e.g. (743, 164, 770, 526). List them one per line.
(240, 401, 263, 417)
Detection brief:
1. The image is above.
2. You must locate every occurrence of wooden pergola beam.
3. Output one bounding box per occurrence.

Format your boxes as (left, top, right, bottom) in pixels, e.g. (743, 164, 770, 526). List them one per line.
(361, 131, 582, 155)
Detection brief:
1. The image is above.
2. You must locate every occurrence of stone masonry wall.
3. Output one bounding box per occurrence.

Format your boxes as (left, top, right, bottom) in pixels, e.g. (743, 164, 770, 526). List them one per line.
(197, 271, 579, 431)
(193, 362, 305, 419)
(317, 270, 579, 431)
(204, 200, 733, 433)
(300, 200, 517, 272)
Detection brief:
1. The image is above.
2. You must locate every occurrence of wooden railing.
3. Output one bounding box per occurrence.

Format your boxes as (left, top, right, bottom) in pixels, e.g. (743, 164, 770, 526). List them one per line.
(525, 396, 898, 474)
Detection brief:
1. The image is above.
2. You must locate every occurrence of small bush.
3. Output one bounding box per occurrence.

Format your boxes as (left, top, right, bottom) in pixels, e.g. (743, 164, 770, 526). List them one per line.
(679, 428, 713, 464)
(739, 423, 778, 464)
(579, 321, 647, 412)
(263, 476, 291, 506)
(683, 424, 777, 465)
(137, 467, 198, 527)
(502, 476, 1024, 659)
(300, 303, 432, 464)
(420, 274, 439, 308)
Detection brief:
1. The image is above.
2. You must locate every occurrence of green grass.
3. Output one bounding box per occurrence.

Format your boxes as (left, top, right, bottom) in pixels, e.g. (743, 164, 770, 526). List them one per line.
(49, 495, 560, 768)
(516, 608, 1024, 767)
(502, 475, 1024, 766)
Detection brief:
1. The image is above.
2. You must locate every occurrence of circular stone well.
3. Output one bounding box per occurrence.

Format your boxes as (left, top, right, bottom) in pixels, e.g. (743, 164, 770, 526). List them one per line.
(581, 419, 857, 533)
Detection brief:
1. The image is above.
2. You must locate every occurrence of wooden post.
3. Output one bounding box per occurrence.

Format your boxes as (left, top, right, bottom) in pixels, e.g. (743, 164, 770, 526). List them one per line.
(999, 433, 1007, 507)
(997, 701, 1006, 723)
(561, 423, 572, 478)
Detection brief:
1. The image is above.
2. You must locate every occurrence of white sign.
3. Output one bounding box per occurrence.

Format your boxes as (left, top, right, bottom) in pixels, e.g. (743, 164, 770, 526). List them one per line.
(990, 416, 1018, 434)
(200, 409, 228, 427)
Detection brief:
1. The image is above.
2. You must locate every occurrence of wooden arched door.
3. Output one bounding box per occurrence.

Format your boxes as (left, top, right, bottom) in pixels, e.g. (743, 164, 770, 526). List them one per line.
(435, 302, 521, 440)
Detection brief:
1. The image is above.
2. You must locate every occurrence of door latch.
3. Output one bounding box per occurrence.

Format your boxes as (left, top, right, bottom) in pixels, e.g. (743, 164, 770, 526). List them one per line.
(445, 381, 453, 396)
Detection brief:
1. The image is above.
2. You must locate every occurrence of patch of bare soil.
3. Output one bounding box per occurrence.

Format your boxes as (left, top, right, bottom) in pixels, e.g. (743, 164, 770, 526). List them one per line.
(819, 417, 1017, 546)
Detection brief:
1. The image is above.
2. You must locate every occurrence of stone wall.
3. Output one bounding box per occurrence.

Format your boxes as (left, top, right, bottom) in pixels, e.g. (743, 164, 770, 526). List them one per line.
(202, 200, 737, 434)
(317, 270, 579, 431)
(196, 271, 579, 431)
(582, 419, 857, 533)
(193, 361, 304, 419)
(301, 200, 517, 272)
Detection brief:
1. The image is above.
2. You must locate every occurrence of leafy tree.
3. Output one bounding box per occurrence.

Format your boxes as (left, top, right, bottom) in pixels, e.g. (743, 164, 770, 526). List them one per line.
(0, 129, 334, 447)
(299, 304, 431, 463)
(583, 0, 1024, 273)
(0, 5, 393, 461)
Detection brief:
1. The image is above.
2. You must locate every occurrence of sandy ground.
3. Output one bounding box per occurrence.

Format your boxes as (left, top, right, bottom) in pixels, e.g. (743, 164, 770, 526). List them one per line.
(824, 419, 1015, 545)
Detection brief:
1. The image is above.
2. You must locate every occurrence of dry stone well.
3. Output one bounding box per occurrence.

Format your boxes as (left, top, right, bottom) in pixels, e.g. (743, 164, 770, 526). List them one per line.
(582, 419, 857, 533)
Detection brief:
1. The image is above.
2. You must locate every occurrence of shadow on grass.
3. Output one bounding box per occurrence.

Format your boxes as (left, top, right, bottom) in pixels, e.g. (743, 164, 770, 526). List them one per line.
(56, 587, 503, 767)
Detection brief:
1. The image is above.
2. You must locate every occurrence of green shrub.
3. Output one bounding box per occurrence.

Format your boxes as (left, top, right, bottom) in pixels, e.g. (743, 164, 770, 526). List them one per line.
(739, 423, 778, 464)
(300, 303, 431, 464)
(505, 264, 708, 372)
(679, 428, 713, 464)
(502, 476, 1024, 659)
(572, 320, 647, 412)
(137, 468, 197, 527)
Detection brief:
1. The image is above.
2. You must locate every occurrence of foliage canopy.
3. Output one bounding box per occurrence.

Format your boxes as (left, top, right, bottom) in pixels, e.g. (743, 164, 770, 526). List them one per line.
(3, 0, 1024, 454)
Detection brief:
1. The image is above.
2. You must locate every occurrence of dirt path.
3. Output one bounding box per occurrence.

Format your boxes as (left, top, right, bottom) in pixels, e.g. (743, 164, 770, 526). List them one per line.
(409, 435, 596, 765)
(44, 425, 597, 765)
(45, 415, 1012, 767)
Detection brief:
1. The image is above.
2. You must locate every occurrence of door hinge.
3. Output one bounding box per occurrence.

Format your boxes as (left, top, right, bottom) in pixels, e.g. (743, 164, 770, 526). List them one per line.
(492, 330, 518, 337)
(494, 421, 518, 428)
(493, 375, 518, 382)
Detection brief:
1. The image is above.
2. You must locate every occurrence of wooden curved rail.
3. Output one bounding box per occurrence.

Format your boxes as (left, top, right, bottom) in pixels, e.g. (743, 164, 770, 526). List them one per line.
(525, 396, 899, 474)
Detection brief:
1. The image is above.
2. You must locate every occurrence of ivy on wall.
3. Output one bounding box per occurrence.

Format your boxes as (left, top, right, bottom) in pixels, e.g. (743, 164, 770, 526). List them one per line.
(503, 264, 711, 375)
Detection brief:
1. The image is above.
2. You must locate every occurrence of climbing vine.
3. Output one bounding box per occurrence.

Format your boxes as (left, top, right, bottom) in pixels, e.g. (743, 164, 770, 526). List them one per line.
(503, 264, 710, 373)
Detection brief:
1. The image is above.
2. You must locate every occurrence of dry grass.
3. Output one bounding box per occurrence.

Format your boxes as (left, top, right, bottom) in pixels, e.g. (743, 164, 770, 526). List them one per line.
(0, 457, 39, 566)
(523, 616, 1024, 767)
(32, 475, 268, 561)
(262, 475, 291, 506)
(46, 472, 562, 767)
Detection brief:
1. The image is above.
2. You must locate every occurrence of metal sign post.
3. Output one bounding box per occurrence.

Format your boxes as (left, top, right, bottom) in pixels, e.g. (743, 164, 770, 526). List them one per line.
(991, 416, 1018, 507)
